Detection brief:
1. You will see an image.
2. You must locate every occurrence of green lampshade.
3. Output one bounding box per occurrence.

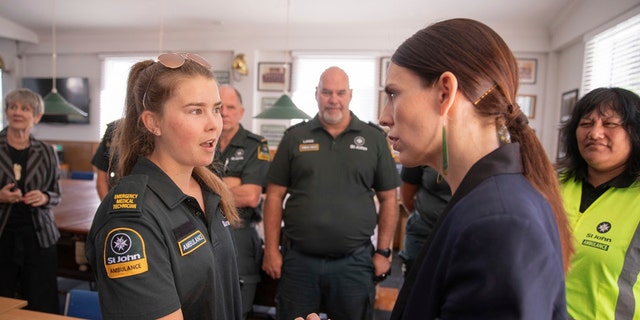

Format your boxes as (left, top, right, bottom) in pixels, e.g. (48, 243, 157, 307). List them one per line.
(43, 90, 88, 117)
(254, 94, 311, 120)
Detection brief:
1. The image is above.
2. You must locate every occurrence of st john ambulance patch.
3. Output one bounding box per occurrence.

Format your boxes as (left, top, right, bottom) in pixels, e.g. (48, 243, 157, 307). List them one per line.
(104, 227, 148, 278)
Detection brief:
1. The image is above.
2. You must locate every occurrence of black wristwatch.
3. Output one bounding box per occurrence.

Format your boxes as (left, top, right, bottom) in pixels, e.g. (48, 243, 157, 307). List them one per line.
(375, 248, 392, 258)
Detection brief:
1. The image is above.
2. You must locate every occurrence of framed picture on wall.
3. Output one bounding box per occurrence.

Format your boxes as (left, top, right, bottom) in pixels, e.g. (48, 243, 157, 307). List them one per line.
(561, 89, 579, 121)
(214, 70, 231, 85)
(258, 62, 291, 91)
(556, 130, 567, 162)
(379, 57, 391, 87)
(516, 94, 536, 119)
(517, 58, 537, 84)
(260, 124, 287, 148)
(261, 97, 279, 111)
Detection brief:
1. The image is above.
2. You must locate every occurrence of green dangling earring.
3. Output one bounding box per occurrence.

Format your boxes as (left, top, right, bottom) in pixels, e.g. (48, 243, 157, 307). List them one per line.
(437, 125, 449, 184)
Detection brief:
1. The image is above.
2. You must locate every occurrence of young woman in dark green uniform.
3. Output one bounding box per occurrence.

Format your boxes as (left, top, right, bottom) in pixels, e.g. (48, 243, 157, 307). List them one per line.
(86, 53, 243, 319)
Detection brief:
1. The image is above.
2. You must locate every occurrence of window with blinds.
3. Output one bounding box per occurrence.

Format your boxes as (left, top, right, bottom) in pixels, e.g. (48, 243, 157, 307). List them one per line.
(581, 13, 640, 96)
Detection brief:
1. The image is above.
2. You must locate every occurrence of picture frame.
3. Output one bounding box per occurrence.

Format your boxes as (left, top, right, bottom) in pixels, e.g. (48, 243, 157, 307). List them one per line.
(258, 62, 291, 92)
(556, 130, 567, 162)
(561, 89, 579, 121)
(379, 57, 391, 87)
(260, 124, 287, 148)
(261, 97, 279, 111)
(515, 94, 536, 119)
(213, 70, 231, 85)
(517, 58, 537, 84)
(378, 90, 387, 117)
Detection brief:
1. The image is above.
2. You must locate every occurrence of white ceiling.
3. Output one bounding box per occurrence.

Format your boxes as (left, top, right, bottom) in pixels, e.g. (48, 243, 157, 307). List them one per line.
(0, 0, 577, 38)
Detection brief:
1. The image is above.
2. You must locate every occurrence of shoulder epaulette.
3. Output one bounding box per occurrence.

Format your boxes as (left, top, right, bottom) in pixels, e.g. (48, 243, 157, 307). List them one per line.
(284, 120, 308, 133)
(367, 121, 387, 134)
(107, 174, 147, 215)
(257, 141, 271, 161)
(245, 130, 266, 143)
(107, 119, 122, 129)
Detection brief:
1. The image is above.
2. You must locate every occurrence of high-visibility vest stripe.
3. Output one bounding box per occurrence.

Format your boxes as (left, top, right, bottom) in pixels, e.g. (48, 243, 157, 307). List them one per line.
(616, 221, 640, 319)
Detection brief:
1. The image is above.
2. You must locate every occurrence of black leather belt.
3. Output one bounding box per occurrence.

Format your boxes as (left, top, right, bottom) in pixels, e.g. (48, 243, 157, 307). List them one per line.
(291, 242, 372, 260)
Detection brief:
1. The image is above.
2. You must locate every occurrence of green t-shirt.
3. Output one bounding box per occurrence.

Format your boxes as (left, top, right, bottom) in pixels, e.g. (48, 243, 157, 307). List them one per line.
(267, 113, 400, 255)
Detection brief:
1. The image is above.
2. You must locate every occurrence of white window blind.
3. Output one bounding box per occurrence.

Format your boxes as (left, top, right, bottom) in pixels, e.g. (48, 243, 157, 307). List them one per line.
(291, 55, 377, 123)
(582, 13, 640, 96)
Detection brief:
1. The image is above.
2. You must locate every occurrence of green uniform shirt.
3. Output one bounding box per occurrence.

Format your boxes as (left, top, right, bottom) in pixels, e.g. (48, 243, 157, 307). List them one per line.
(562, 177, 640, 320)
(218, 125, 270, 222)
(267, 112, 400, 255)
(86, 157, 242, 319)
(91, 119, 120, 187)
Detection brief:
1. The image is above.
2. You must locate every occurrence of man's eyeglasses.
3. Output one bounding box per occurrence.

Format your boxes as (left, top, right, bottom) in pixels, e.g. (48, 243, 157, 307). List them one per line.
(157, 52, 212, 70)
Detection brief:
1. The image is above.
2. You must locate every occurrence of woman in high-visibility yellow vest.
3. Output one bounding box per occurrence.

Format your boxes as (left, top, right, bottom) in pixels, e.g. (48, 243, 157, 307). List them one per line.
(558, 87, 640, 320)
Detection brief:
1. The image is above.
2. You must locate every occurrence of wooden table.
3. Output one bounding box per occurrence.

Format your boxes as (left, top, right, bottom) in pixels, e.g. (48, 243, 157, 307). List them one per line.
(55, 179, 101, 235)
(53, 179, 102, 280)
(0, 308, 83, 320)
(0, 297, 27, 314)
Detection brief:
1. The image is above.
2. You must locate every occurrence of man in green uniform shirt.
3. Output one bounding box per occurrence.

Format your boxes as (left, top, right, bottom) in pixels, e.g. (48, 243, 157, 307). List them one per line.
(262, 67, 401, 320)
(91, 119, 121, 200)
(216, 85, 270, 319)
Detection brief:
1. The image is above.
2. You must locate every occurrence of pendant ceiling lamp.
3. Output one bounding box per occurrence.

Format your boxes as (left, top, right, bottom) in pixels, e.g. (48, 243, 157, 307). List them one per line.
(254, 94, 310, 119)
(44, 0, 87, 117)
(254, 0, 310, 120)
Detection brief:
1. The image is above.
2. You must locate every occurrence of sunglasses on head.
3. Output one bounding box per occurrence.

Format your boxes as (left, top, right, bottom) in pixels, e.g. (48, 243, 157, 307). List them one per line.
(157, 52, 212, 69)
(141, 52, 212, 111)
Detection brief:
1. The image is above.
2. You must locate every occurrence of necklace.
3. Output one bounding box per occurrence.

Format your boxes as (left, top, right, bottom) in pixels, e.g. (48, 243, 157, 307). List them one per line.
(8, 145, 29, 183)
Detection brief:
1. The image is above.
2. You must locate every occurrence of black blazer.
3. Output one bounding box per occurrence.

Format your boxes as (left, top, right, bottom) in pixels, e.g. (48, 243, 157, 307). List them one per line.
(0, 128, 61, 248)
(391, 144, 567, 320)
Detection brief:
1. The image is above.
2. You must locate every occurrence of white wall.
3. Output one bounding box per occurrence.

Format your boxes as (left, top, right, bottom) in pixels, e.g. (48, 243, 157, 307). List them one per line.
(19, 53, 101, 141)
(539, 43, 584, 159)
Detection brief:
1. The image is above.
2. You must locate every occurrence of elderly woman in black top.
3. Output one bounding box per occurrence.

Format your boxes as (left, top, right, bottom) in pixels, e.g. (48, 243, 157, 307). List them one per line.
(0, 88, 62, 313)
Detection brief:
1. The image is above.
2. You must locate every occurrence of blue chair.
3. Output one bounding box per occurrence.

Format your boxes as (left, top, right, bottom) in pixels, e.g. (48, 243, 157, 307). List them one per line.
(64, 289, 102, 320)
(70, 171, 95, 180)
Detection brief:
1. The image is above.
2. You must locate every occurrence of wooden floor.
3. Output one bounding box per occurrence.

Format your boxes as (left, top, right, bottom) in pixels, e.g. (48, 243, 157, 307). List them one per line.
(375, 286, 399, 311)
(375, 251, 404, 316)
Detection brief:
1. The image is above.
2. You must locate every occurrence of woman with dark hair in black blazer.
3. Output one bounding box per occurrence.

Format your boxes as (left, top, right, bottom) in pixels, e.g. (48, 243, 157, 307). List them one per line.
(0, 88, 62, 313)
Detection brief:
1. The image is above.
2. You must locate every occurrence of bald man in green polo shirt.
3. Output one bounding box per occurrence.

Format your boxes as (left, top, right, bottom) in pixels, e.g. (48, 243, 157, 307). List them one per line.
(262, 66, 401, 320)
